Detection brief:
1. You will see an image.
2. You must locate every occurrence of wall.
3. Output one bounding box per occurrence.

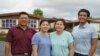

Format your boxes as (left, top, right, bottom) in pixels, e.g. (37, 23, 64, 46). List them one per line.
(0, 19, 1, 28)
(91, 23, 100, 31)
(0, 29, 8, 33)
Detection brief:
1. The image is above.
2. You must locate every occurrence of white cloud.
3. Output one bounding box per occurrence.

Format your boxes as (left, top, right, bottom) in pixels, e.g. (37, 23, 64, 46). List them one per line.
(0, 0, 33, 13)
(0, 0, 100, 20)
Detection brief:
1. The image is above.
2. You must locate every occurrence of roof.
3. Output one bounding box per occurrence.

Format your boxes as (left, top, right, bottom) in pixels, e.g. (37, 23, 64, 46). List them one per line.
(88, 19, 100, 23)
(0, 12, 40, 20)
(43, 17, 73, 23)
(68, 18, 100, 23)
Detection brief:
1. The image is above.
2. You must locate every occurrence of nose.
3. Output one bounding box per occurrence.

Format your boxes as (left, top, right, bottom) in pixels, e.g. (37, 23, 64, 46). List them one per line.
(80, 15, 84, 18)
(22, 18, 26, 20)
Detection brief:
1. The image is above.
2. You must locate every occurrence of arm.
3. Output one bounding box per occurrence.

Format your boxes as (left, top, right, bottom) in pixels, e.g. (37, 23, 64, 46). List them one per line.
(5, 42, 11, 56)
(31, 33, 39, 56)
(5, 29, 13, 56)
(88, 27, 98, 56)
(32, 45, 38, 56)
(69, 42, 74, 56)
(88, 38, 98, 56)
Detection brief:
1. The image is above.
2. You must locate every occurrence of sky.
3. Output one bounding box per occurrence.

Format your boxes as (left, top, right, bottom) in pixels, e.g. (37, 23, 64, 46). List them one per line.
(0, 0, 100, 20)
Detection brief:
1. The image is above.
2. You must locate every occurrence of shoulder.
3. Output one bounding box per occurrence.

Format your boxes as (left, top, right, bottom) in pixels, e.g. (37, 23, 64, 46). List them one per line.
(50, 31, 56, 35)
(63, 31, 72, 35)
(32, 32, 41, 39)
(34, 32, 41, 36)
(63, 31, 73, 40)
(50, 31, 56, 38)
(11, 26, 17, 29)
(88, 24, 96, 30)
(28, 27, 36, 34)
(28, 27, 34, 30)
(28, 27, 36, 31)
(73, 25, 79, 29)
(8, 26, 18, 31)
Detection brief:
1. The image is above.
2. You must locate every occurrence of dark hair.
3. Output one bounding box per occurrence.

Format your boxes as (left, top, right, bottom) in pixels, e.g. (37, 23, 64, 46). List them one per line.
(78, 9, 90, 17)
(18, 12, 29, 17)
(54, 19, 66, 30)
(39, 19, 49, 26)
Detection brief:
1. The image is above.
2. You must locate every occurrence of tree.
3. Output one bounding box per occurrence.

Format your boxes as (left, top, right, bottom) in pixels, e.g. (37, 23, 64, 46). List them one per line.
(33, 8, 43, 17)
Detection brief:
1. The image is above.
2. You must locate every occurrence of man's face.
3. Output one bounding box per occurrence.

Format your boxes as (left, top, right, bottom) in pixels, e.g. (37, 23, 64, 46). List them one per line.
(18, 14, 29, 26)
(78, 12, 88, 23)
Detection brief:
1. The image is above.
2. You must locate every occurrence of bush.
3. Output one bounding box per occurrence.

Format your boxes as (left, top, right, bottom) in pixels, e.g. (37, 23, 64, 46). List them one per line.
(0, 31, 6, 41)
(66, 28, 72, 32)
(98, 33, 100, 40)
(48, 28, 55, 33)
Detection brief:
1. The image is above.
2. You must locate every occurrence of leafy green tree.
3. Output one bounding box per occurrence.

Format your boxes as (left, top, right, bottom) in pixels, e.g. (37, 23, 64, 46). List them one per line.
(33, 8, 43, 17)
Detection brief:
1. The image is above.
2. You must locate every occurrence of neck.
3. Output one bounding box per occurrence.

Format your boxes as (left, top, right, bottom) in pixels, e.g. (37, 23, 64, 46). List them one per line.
(56, 30, 63, 35)
(18, 24, 27, 30)
(40, 31, 48, 35)
(80, 22, 87, 26)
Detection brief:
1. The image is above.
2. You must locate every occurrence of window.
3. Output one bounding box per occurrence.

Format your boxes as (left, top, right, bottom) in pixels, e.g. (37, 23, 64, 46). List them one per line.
(29, 19, 36, 28)
(2, 19, 16, 28)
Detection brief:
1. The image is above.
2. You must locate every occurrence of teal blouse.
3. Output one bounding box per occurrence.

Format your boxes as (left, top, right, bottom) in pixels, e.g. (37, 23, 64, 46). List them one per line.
(50, 31, 73, 56)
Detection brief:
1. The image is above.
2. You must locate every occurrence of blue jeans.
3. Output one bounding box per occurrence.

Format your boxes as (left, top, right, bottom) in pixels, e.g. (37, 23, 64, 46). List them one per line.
(74, 52, 88, 56)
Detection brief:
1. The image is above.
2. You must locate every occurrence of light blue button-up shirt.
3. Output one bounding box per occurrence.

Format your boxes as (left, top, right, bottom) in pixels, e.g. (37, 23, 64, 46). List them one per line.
(72, 22, 97, 55)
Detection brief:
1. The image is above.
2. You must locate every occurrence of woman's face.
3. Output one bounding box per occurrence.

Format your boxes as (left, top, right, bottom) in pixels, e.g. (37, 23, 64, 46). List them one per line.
(55, 21, 64, 32)
(40, 21, 49, 32)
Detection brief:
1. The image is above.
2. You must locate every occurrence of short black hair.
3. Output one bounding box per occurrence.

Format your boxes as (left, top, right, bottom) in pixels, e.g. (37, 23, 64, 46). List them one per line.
(78, 9, 90, 17)
(39, 19, 49, 26)
(18, 12, 29, 17)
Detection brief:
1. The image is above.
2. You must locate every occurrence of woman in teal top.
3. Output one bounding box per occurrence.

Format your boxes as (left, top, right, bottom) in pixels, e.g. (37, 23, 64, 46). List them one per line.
(50, 19, 74, 56)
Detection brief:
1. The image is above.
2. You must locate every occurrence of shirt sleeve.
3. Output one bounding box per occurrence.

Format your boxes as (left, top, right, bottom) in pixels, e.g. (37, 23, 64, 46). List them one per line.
(6, 29, 13, 42)
(91, 27, 98, 38)
(68, 32, 74, 44)
(32, 28, 37, 34)
(31, 33, 39, 45)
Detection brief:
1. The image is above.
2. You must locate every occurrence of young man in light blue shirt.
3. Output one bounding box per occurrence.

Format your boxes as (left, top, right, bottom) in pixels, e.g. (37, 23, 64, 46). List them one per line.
(72, 9, 98, 56)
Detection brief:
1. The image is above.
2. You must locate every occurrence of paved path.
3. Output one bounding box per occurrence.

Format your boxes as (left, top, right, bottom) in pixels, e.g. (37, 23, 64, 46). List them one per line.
(0, 41, 5, 56)
(0, 41, 100, 56)
(95, 40, 100, 56)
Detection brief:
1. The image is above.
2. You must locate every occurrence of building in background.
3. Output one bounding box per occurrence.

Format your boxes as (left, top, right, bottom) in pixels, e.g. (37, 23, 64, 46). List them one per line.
(88, 18, 100, 32)
(0, 12, 100, 33)
(0, 12, 40, 33)
(46, 18, 100, 32)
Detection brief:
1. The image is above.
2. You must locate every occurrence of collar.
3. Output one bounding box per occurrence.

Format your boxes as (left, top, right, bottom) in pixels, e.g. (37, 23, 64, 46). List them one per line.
(78, 22, 89, 29)
(16, 25, 29, 30)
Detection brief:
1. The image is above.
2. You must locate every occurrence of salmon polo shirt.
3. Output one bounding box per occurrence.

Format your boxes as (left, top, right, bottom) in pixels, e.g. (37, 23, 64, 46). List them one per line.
(6, 26, 36, 54)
